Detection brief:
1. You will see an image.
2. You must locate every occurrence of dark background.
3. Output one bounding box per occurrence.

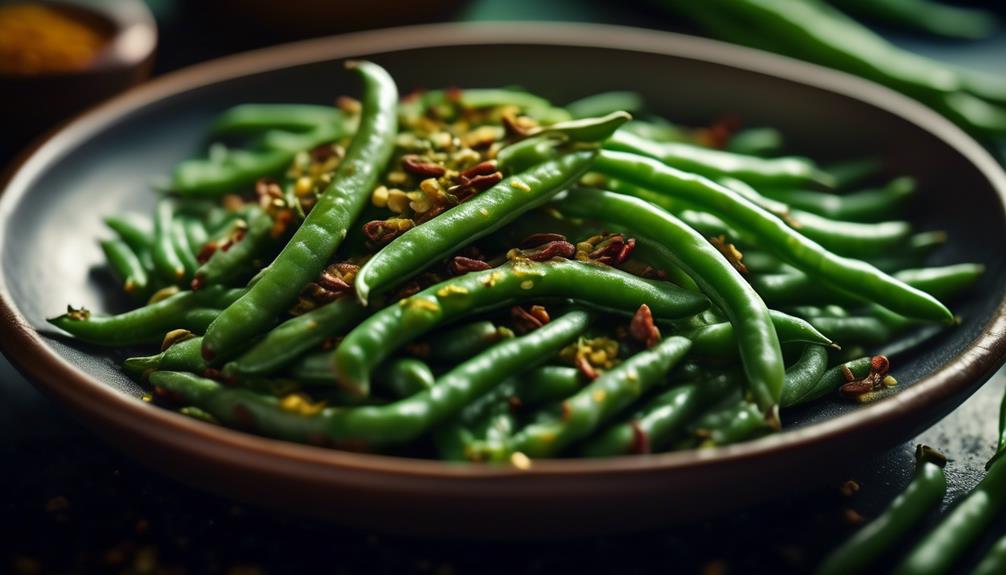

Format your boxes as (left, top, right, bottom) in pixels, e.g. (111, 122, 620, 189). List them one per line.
(4, 1, 1006, 573)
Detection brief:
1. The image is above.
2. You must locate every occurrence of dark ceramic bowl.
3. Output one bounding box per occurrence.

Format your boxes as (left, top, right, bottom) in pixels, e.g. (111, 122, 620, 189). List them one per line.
(2, 23, 1006, 539)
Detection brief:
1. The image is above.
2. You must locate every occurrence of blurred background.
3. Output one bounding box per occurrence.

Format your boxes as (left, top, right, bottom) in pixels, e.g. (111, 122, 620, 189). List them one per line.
(2, 1, 1005, 574)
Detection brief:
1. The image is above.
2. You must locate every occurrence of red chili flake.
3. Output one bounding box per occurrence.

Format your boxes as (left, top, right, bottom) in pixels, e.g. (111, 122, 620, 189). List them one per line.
(401, 155, 446, 178)
(447, 171, 503, 202)
(519, 232, 568, 248)
(459, 160, 498, 180)
(575, 353, 599, 381)
(589, 235, 637, 267)
(629, 420, 651, 454)
(196, 242, 218, 264)
(449, 256, 493, 275)
(511, 305, 550, 334)
(255, 178, 283, 209)
(694, 114, 741, 149)
(190, 275, 204, 291)
(520, 240, 576, 262)
(362, 219, 414, 246)
(270, 209, 295, 239)
(445, 86, 463, 103)
(202, 367, 223, 381)
(839, 355, 893, 401)
(629, 304, 661, 348)
(310, 142, 339, 162)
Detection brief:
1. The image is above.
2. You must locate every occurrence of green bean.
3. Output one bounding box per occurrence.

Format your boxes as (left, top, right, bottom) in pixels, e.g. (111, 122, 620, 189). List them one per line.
(152, 310, 592, 449)
(525, 111, 631, 143)
(630, 240, 702, 293)
(784, 356, 871, 408)
(171, 219, 199, 277)
(416, 321, 514, 364)
(211, 104, 344, 135)
(687, 396, 774, 447)
(688, 310, 832, 359)
(372, 358, 435, 398)
(152, 199, 187, 283)
(183, 217, 209, 256)
(808, 316, 895, 347)
(336, 258, 707, 396)
(105, 214, 155, 273)
(596, 150, 953, 323)
(193, 208, 276, 289)
(566, 91, 644, 119)
(827, 158, 883, 190)
(893, 452, 1006, 575)
(48, 287, 243, 346)
(606, 129, 834, 189)
(100, 239, 149, 296)
(817, 445, 949, 575)
(224, 297, 367, 379)
(972, 534, 1006, 575)
(124, 336, 206, 377)
(498, 335, 693, 459)
(554, 187, 783, 417)
(581, 370, 741, 457)
(354, 150, 597, 305)
(828, 0, 997, 40)
(725, 127, 784, 157)
(202, 61, 398, 362)
(779, 345, 829, 408)
(760, 177, 915, 222)
(184, 308, 222, 333)
(620, 118, 688, 144)
(894, 263, 985, 301)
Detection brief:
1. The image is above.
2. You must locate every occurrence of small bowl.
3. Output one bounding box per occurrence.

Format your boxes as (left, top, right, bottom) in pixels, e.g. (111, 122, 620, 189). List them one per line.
(2, 23, 1006, 539)
(0, 0, 156, 152)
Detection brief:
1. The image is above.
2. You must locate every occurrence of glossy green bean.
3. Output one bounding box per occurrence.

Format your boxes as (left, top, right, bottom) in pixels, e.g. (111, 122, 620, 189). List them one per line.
(354, 150, 596, 305)
(171, 219, 199, 276)
(334, 258, 707, 396)
(596, 150, 953, 323)
(554, 187, 783, 416)
(152, 310, 591, 449)
(224, 297, 367, 379)
(581, 370, 741, 457)
(828, 0, 997, 40)
(501, 335, 692, 459)
(124, 336, 205, 377)
(211, 104, 344, 135)
(779, 345, 829, 408)
(105, 215, 155, 273)
(202, 61, 398, 362)
(688, 309, 832, 359)
(972, 534, 1006, 575)
(417, 321, 513, 364)
(101, 238, 149, 296)
(784, 356, 871, 408)
(817, 445, 949, 575)
(152, 200, 187, 283)
(48, 287, 243, 346)
(725, 127, 784, 157)
(687, 397, 774, 447)
(183, 217, 209, 256)
(607, 130, 833, 189)
(525, 111, 630, 143)
(566, 91, 644, 119)
(760, 177, 915, 222)
(193, 208, 276, 289)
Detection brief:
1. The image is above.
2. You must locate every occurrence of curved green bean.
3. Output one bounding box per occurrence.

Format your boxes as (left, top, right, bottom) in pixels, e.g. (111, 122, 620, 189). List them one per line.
(212, 104, 344, 135)
(101, 238, 149, 296)
(761, 177, 915, 222)
(779, 345, 829, 408)
(784, 356, 872, 408)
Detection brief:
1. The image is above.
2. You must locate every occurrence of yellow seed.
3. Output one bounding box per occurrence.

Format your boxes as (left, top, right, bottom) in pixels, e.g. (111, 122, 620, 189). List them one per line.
(371, 185, 389, 207)
(520, 280, 534, 290)
(883, 375, 898, 387)
(512, 179, 531, 193)
(404, 298, 440, 313)
(436, 285, 470, 297)
(419, 178, 442, 198)
(295, 176, 313, 196)
(479, 207, 490, 217)
(589, 350, 608, 364)
(481, 271, 504, 287)
(593, 389, 607, 403)
(387, 171, 408, 186)
(279, 393, 325, 416)
(386, 189, 410, 213)
(510, 452, 532, 470)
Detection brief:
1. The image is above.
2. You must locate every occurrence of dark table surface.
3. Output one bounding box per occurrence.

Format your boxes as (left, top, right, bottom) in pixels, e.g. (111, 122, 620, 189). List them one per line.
(4, 1, 1006, 573)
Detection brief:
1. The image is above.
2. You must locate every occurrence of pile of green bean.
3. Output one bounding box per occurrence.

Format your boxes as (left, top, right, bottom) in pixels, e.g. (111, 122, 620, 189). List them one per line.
(659, 0, 1006, 138)
(50, 61, 981, 462)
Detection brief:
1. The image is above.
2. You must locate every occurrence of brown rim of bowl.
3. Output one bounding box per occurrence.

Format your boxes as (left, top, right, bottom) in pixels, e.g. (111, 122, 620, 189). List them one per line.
(2, 22, 1006, 480)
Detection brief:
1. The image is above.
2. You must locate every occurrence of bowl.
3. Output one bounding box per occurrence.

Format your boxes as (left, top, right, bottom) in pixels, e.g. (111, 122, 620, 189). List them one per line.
(0, 0, 156, 153)
(2, 23, 1006, 539)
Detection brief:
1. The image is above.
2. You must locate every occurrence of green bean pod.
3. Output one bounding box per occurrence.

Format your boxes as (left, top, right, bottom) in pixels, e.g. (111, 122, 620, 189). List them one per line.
(171, 218, 199, 277)
(224, 297, 367, 379)
(354, 150, 596, 304)
(152, 310, 592, 449)
(554, 188, 783, 418)
(687, 309, 832, 358)
(817, 445, 949, 575)
(596, 150, 953, 323)
(203, 61, 399, 362)
(971, 534, 1006, 575)
(783, 356, 871, 408)
(760, 177, 915, 222)
(372, 358, 435, 398)
(566, 91, 645, 119)
(580, 370, 741, 457)
(152, 200, 187, 283)
(725, 127, 784, 157)
(778, 345, 829, 408)
(333, 259, 708, 396)
(124, 336, 206, 377)
(687, 397, 774, 447)
(101, 239, 149, 296)
(500, 335, 693, 459)
(105, 215, 155, 274)
(211, 104, 344, 135)
(182, 217, 209, 256)
(193, 208, 277, 289)
(416, 321, 514, 364)
(48, 287, 243, 346)
(606, 130, 834, 189)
